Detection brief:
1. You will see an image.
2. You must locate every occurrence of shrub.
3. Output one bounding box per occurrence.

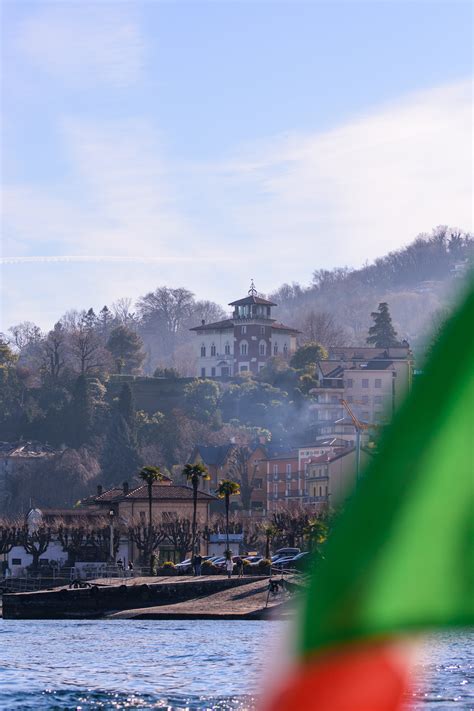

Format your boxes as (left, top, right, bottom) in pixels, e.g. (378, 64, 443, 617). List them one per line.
(157, 561, 177, 576)
(201, 560, 218, 575)
(257, 558, 272, 575)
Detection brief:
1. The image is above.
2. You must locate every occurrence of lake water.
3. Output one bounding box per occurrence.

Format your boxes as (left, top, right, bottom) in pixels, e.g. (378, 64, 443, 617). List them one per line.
(0, 620, 472, 710)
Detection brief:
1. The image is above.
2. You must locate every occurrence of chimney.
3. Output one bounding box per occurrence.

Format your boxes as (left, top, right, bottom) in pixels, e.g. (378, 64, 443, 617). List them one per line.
(201, 319, 205, 326)
(97, 484, 103, 496)
(123, 481, 129, 495)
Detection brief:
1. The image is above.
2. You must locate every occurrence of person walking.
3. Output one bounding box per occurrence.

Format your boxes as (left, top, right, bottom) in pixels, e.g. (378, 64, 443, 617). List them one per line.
(225, 556, 234, 579)
(193, 553, 202, 576)
(235, 556, 244, 578)
(127, 560, 134, 577)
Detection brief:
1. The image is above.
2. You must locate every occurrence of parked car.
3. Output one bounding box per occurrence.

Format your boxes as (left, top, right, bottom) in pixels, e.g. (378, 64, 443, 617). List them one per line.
(275, 547, 300, 557)
(272, 556, 297, 570)
(243, 555, 262, 564)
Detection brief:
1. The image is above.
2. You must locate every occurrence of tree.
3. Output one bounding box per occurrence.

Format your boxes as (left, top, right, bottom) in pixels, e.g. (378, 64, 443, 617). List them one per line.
(42, 323, 66, 380)
(0, 523, 22, 556)
(261, 523, 277, 559)
(69, 311, 107, 374)
(163, 516, 193, 561)
(228, 446, 258, 512)
(101, 414, 143, 486)
(138, 465, 165, 526)
(21, 525, 52, 571)
(107, 325, 145, 374)
(128, 522, 166, 565)
(68, 374, 92, 447)
(290, 342, 328, 370)
(299, 311, 346, 348)
(303, 516, 328, 553)
(366, 302, 400, 347)
(98, 306, 114, 341)
(184, 379, 221, 421)
(8, 321, 43, 351)
(182, 463, 210, 556)
(216, 479, 241, 554)
(137, 286, 195, 362)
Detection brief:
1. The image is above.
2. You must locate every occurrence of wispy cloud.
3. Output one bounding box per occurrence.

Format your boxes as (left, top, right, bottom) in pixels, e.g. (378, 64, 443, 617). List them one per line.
(15, 4, 145, 87)
(213, 79, 472, 271)
(1, 80, 471, 330)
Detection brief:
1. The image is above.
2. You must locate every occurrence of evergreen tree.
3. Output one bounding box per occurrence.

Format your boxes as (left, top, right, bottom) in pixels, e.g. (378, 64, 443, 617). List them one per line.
(366, 302, 400, 348)
(107, 325, 145, 374)
(68, 374, 92, 447)
(101, 413, 143, 486)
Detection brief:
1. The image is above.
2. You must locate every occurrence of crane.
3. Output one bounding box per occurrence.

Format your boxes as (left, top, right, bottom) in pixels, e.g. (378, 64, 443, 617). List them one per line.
(339, 399, 373, 485)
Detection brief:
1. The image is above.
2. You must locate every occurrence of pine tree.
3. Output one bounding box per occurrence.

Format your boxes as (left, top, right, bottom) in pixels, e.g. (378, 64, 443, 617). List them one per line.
(366, 302, 400, 348)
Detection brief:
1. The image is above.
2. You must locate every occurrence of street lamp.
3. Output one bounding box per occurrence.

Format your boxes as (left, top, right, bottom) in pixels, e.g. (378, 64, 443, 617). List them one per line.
(108, 509, 115, 562)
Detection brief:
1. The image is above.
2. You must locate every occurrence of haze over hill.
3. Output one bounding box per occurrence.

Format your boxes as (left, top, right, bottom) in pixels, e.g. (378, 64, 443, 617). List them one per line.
(4, 225, 472, 375)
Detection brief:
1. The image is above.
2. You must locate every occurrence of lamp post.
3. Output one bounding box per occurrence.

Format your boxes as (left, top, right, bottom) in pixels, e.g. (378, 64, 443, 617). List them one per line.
(108, 509, 115, 562)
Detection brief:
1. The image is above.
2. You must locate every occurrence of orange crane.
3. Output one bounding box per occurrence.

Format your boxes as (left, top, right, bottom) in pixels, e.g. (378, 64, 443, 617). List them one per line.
(339, 399, 373, 485)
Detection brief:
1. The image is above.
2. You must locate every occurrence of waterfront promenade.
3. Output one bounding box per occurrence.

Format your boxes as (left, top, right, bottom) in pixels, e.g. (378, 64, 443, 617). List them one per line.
(2, 574, 300, 620)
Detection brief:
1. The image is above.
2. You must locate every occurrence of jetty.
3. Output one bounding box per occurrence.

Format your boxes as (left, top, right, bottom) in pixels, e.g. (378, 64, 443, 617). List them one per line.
(2, 574, 301, 620)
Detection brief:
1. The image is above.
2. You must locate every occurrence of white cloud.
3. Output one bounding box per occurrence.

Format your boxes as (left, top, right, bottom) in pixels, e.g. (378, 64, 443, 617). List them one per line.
(15, 4, 144, 87)
(214, 79, 472, 275)
(1, 79, 471, 329)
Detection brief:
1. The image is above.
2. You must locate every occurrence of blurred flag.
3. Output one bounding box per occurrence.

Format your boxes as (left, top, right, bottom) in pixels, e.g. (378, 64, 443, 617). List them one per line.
(263, 284, 474, 711)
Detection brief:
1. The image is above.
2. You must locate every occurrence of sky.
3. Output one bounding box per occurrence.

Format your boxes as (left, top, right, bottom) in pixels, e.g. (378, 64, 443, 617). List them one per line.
(1, 0, 472, 331)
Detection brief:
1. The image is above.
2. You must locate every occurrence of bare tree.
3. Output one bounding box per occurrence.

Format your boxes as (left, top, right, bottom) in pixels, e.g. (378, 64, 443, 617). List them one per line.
(228, 446, 258, 512)
(21, 525, 52, 571)
(8, 322, 43, 351)
(299, 311, 347, 348)
(163, 516, 193, 561)
(128, 520, 167, 565)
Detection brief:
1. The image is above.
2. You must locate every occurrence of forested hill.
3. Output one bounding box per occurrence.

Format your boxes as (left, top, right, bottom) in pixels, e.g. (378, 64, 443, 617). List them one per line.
(3, 225, 472, 378)
(270, 225, 472, 351)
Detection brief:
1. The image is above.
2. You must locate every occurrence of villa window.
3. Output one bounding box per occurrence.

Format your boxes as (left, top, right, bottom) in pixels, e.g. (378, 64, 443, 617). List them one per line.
(261, 326, 265, 335)
(273, 464, 278, 474)
(374, 395, 383, 404)
(283, 343, 288, 355)
(259, 341, 266, 356)
(211, 367, 216, 377)
(201, 368, 206, 377)
(241, 325, 247, 334)
(200, 345, 206, 357)
(240, 365, 248, 372)
(273, 343, 278, 355)
(362, 378, 369, 388)
(254, 478, 263, 489)
(210, 344, 216, 356)
(375, 378, 382, 388)
(286, 463, 292, 476)
(224, 343, 230, 355)
(346, 378, 353, 388)
(240, 341, 248, 356)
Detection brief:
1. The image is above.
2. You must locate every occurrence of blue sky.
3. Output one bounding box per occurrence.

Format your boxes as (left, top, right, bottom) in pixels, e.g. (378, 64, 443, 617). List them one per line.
(1, 0, 472, 330)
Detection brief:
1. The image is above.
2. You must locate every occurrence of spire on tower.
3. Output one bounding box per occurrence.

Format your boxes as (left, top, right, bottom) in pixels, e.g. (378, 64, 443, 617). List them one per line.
(248, 279, 257, 297)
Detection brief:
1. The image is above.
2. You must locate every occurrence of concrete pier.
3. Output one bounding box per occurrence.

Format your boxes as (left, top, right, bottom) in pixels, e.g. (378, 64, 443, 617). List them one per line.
(1, 575, 272, 620)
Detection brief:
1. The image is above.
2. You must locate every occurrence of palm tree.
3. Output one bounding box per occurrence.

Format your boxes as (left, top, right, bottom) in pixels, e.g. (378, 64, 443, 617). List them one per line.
(216, 479, 241, 555)
(138, 465, 165, 526)
(262, 523, 277, 560)
(182, 463, 211, 555)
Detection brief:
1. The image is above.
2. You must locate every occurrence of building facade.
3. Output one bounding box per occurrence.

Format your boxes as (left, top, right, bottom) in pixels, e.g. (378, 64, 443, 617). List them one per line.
(190, 282, 299, 377)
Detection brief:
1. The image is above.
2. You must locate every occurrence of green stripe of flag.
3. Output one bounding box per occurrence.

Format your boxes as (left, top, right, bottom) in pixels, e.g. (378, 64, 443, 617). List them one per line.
(300, 282, 474, 656)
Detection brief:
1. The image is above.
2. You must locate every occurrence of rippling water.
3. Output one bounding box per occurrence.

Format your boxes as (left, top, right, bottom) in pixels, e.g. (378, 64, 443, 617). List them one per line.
(0, 620, 472, 710)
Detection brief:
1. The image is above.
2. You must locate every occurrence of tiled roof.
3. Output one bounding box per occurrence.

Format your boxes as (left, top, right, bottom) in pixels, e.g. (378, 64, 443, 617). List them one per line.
(228, 295, 276, 307)
(271, 322, 300, 333)
(329, 347, 410, 360)
(124, 484, 216, 501)
(190, 319, 234, 332)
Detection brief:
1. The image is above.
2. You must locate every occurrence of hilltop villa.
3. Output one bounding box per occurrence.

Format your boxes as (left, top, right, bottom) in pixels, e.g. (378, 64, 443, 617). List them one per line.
(191, 281, 299, 377)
